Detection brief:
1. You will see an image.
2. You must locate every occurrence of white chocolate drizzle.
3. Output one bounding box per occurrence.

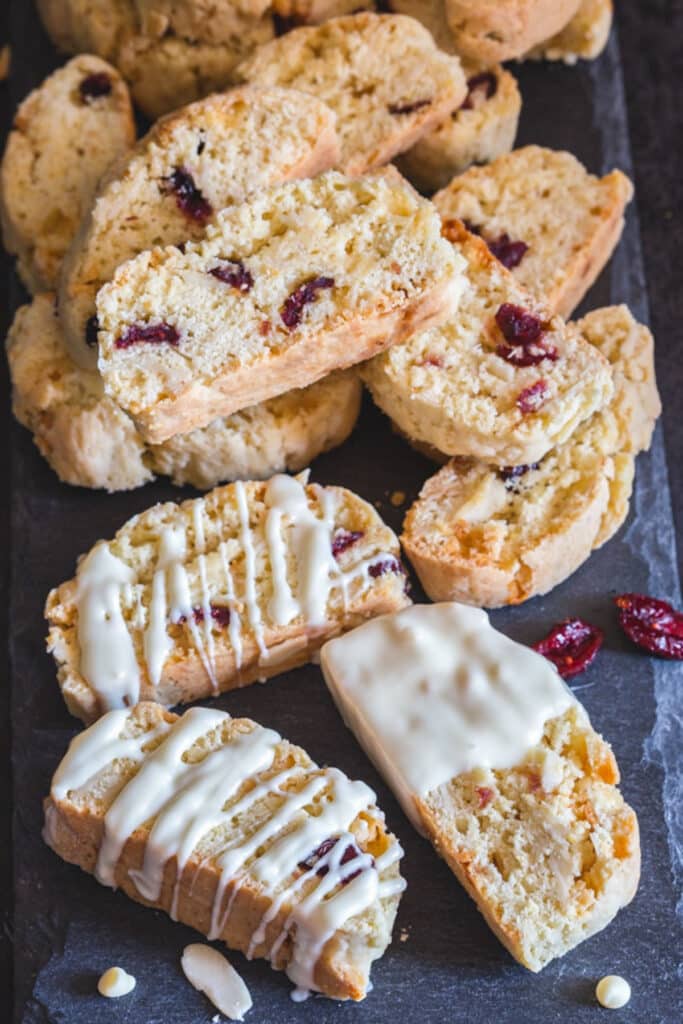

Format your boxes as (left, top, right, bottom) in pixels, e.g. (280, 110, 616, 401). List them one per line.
(73, 475, 400, 706)
(48, 706, 404, 999)
(321, 602, 578, 831)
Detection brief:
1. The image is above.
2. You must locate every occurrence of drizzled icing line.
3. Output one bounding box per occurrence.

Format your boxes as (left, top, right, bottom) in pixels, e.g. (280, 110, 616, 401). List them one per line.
(48, 706, 405, 999)
(74, 474, 400, 710)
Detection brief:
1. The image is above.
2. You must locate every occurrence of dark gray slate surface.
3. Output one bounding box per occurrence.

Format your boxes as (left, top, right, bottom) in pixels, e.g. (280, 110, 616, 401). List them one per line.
(4, 4, 682, 1022)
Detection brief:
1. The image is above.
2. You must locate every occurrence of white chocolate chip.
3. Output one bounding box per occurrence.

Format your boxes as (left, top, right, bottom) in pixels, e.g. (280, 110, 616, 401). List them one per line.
(97, 966, 136, 998)
(181, 944, 252, 1021)
(596, 975, 631, 1009)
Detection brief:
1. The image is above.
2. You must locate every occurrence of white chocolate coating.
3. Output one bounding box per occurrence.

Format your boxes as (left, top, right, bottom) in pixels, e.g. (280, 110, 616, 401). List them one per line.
(181, 944, 252, 1021)
(321, 602, 577, 830)
(97, 966, 136, 998)
(596, 975, 631, 1009)
(49, 706, 404, 999)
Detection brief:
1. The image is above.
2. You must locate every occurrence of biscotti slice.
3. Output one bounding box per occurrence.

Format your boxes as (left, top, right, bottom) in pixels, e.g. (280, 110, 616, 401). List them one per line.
(96, 170, 465, 443)
(525, 0, 613, 63)
(46, 472, 411, 723)
(443, 0, 581, 63)
(361, 221, 612, 467)
(134, 0, 272, 44)
(36, 0, 137, 60)
(6, 294, 362, 492)
(0, 55, 134, 294)
(322, 603, 640, 971)
(396, 63, 521, 195)
(433, 146, 633, 319)
(44, 702, 405, 1000)
(236, 13, 467, 175)
(401, 306, 660, 607)
(59, 86, 339, 370)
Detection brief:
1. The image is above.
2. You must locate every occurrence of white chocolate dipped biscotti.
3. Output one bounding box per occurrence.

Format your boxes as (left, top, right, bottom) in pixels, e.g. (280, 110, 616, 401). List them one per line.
(401, 306, 661, 608)
(7, 294, 362, 492)
(322, 603, 640, 971)
(96, 170, 466, 444)
(45, 472, 411, 723)
(361, 221, 612, 467)
(0, 54, 135, 294)
(236, 13, 467, 175)
(59, 85, 339, 369)
(44, 702, 405, 1001)
(433, 146, 633, 319)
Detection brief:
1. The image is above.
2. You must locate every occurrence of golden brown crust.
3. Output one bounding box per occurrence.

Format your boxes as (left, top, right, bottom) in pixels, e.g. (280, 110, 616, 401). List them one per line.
(444, 0, 582, 63)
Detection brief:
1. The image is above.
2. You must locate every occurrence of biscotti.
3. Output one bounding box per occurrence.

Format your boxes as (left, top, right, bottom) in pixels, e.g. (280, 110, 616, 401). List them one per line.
(525, 0, 613, 63)
(361, 221, 612, 467)
(321, 603, 640, 971)
(236, 13, 467, 175)
(443, 0, 582, 63)
(401, 306, 660, 607)
(433, 146, 633, 318)
(134, 0, 272, 44)
(396, 63, 521, 195)
(44, 702, 405, 1000)
(0, 55, 134, 294)
(7, 294, 362, 492)
(59, 85, 339, 369)
(272, 0, 373, 25)
(96, 170, 466, 444)
(45, 472, 410, 723)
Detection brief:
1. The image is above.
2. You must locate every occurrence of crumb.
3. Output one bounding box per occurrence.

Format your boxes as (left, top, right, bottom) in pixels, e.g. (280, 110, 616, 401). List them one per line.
(0, 46, 10, 82)
(400, 927, 410, 942)
(211, 1015, 221, 1023)
(390, 490, 406, 507)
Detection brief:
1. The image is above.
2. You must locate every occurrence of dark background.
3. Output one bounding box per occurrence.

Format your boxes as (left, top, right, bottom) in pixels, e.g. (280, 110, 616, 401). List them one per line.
(1, 0, 681, 1017)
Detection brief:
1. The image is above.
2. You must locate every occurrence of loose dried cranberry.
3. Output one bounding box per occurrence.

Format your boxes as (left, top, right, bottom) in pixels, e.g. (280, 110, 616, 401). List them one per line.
(85, 314, 99, 348)
(516, 380, 549, 414)
(487, 234, 529, 270)
(79, 72, 112, 103)
(476, 786, 494, 809)
(281, 276, 334, 330)
(496, 342, 558, 367)
(161, 167, 212, 224)
(533, 618, 604, 679)
(615, 594, 683, 660)
(461, 72, 497, 110)
(298, 837, 366, 885)
(496, 303, 545, 346)
(209, 260, 253, 293)
(387, 98, 432, 116)
(368, 557, 404, 579)
(331, 530, 363, 558)
(115, 322, 180, 349)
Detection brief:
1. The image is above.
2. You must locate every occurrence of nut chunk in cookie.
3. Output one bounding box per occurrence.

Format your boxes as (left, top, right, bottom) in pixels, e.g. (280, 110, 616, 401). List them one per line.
(44, 702, 405, 1000)
(45, 472, 411, 723)
(96, 171, 466, 444)
(0, 55, 134, 293)
(322, 603, 640, 970)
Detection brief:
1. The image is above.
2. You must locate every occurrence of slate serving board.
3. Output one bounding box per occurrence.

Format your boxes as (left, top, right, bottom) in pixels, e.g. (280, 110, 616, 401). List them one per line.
(7, 4, 683, 1022)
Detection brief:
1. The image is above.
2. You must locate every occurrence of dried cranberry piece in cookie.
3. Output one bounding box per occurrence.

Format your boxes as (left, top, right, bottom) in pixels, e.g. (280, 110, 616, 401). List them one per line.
(161, 167, 212, 224)
(298, 837, 366, 885)
(85, 314, 99, 348)
(516, 380, 549, 414)
(115, 322, 180, 349)
(461, 71, 498, 110)
(615, 594, 683, 659)
(79, 72, 112, 103)
(281, 276, 334, 330)
(487, 234, 529, 270)
(534, 618, 604, 679)
(331, 530, 363, 558)
(496, 342, 558, 367)
(209, 260, 253, 293)
(178, 604, 231, 627)
(387, 98, 432, 116)
(476, 786, 494, 809)
(496, 303, 545, 346)
(499, 463, 539, 490)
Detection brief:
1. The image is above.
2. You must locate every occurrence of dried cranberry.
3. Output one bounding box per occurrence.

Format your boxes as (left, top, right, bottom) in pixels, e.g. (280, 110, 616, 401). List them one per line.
(487, 234, 529, 270)
(281, 276, 334, 330)
(499, 463, 539, 491)
(476, 786, 494, 809)
(115, 322, 180, 349)
(85, 314, 99, 348)
(209, 260, 253, 293)
(461, 72, 497, 110)
(517, 380, 549, 414)
(418, 354, 444, 368)
(496, 303, 545, 346)
(615, 594, 683, 660)
(496, 342, 558, 367)
(180, 604, 231, 628)
(387, 98, 432, 116)
(161, 167, 212, 224)
(298, 837, 366, 885)
(79, 72, 112, 103)
(331, 530, 363, 558)
(368, 557, 404, 579)
(527, 771, 542, 793)
(533, 618, 604, 679)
